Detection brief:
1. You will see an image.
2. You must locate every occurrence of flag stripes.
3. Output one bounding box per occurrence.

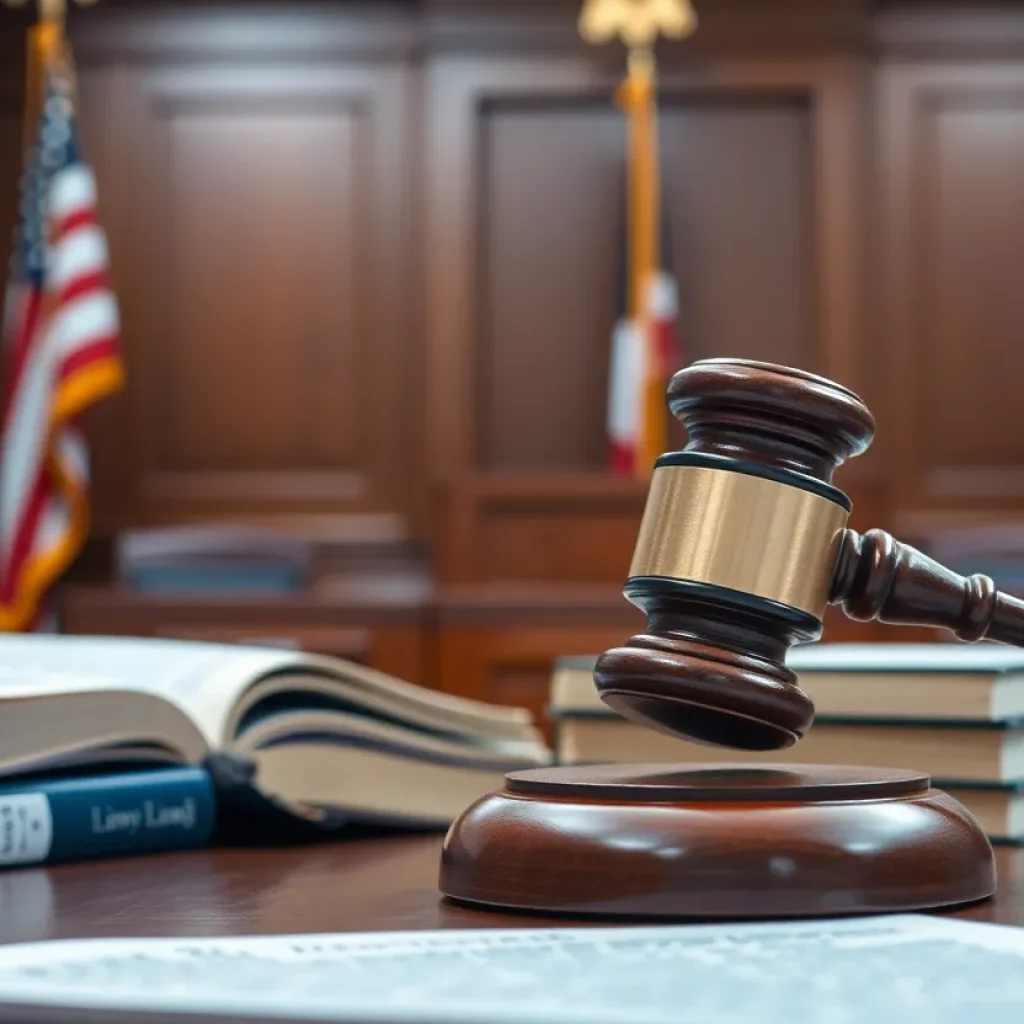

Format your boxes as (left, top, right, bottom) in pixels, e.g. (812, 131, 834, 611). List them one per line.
(0, 36, 123, 632)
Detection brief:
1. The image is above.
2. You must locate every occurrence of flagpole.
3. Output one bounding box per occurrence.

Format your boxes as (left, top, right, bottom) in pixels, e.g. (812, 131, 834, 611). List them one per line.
(621, 45, 664, 476)
(579, 0, 697, 479)
(9, 0, 66, 152)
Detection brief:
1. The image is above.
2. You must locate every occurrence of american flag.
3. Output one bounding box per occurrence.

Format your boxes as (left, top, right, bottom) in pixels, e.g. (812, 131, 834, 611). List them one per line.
(0, 48, 123, 631)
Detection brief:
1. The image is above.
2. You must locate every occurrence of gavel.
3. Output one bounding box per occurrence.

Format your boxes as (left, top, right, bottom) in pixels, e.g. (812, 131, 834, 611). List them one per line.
(442, 356, 1003, 918)
(594, 357, 1024, 752)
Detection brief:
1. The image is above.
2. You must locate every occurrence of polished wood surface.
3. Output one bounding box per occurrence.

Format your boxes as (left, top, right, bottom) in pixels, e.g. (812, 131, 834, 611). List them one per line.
(833, 527, 1024, 643)
(666, 359, 876, 480)
(0, 828, 1020, 948)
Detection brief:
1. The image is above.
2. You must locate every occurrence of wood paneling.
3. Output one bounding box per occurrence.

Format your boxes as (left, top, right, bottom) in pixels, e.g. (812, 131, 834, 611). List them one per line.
(429, 55, 868, 482)
(480, 105, 622, 471)
(436, 474, 648, 584)
(659, 101, 812, 370)
(439, 626, 629, 742)
(56, 7, 417, 536)
(130, 63, 411, 525)
(67, 2, 417, 63)
(155, 92, 359, 480)
(437, 585, 645, 737)
(13, 0, 1015, 699)
(879, 59, 1024, 518)
(423, 0, 869, 57)
(428, 51, 869, 585)
(58, 585, 431, 686)
(480, 97, 814, 471)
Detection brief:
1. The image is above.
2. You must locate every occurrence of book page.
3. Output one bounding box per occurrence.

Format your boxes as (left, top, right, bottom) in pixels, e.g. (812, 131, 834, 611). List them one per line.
(0, 635, 544, 752)
(0, 915, 1020, 1023)
(0, 635, 304, 747)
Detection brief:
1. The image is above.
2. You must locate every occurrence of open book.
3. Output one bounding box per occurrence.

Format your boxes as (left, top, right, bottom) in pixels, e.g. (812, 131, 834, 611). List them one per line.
(0, 635, 551, 832)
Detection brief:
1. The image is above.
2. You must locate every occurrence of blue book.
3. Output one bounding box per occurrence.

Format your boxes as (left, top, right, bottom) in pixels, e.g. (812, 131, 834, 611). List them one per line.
(0, 767, 216, 868)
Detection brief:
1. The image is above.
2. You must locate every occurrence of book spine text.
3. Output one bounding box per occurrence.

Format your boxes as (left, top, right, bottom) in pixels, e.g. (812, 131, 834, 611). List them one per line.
(0, 767, 216, 868)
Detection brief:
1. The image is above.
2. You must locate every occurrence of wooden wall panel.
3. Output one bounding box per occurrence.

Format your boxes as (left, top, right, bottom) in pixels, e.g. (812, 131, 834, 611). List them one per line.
(659, 101, 813, 371)
(880, 61, 1024, 523)
(480, 98, 814, 471)
(109, 63, 413, 528)
(47, 5, 420, 539)
(481, 105, 621, 471)
(439, 624, 635, 741)
(429, 57, 867, 480)
(157, 104, 358, 481)
(437, 587, 646, 737)
(436, 474, 648, 584)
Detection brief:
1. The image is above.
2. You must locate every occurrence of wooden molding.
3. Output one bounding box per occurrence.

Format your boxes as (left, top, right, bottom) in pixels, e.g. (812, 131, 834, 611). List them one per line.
(66, 3, 418, 62)
(434, 473, 650, 585)
(422, 0, 869, 56)
(874, 4, 1024, 57)
(60, 0, 875, 65)
(58, 582, 430, 626)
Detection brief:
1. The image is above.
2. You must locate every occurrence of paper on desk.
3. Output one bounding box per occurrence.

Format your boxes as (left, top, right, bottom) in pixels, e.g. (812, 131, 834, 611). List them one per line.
(0, 914, 1020, 1023)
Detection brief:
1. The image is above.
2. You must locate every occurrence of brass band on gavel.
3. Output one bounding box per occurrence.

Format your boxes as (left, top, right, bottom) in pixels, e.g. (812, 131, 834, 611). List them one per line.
(627, 461, 850, 622)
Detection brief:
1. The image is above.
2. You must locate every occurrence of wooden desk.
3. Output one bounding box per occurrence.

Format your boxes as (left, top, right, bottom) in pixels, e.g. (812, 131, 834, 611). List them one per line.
(0, 836, 1022, 946)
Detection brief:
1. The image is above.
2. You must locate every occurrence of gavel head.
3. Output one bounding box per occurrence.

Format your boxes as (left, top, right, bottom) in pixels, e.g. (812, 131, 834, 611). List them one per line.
(594, 358, 876, 751)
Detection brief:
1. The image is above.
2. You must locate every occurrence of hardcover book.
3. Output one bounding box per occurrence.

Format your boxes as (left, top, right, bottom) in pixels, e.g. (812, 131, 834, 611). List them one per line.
(0, 766, 216, 868)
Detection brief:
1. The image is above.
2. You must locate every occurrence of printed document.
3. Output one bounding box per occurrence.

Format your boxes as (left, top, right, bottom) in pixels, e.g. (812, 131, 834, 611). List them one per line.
(0, 914, 1021, 1023)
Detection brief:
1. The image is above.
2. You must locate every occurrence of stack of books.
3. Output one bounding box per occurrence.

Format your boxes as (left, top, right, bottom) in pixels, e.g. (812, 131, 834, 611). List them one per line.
(549, 644, 1024, 844)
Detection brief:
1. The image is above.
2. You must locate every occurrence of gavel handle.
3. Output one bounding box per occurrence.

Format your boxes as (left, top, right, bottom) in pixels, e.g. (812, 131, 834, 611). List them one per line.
(830, 528, 1024, 646)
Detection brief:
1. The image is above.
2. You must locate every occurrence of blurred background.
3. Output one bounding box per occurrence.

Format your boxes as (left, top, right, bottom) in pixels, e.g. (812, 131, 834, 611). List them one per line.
(0, 0, 1018, 736)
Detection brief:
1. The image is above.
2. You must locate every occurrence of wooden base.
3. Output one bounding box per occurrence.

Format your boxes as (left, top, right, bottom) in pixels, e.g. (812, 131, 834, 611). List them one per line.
(439, 764, 997, 919)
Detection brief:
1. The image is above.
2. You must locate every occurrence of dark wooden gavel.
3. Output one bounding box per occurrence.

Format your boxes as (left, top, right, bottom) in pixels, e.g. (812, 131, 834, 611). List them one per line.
(595, 358, 1024, 751)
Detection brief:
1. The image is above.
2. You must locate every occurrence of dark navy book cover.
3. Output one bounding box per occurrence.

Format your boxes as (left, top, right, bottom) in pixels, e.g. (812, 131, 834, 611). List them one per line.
(0, 766, 216, 867)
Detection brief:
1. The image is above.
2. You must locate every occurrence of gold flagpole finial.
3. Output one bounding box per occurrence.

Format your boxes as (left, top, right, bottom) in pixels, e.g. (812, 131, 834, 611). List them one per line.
(579, 0, 697, 53)
(39, 0, 66, 23)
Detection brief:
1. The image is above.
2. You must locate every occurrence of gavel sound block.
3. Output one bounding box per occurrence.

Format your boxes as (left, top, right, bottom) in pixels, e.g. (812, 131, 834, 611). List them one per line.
(439, 358, 1007, 919)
